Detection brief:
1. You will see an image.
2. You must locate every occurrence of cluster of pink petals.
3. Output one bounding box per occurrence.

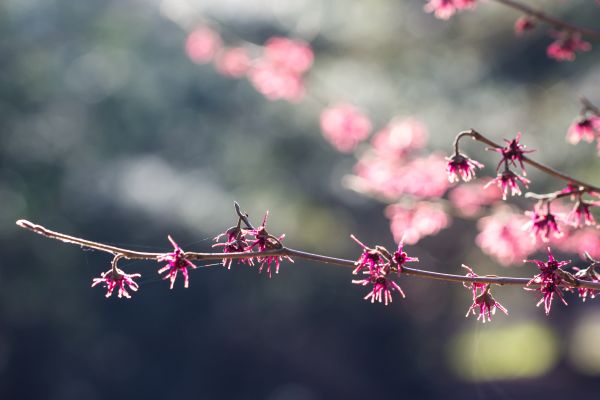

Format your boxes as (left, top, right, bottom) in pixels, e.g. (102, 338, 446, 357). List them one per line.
(386, 202, 450, 245)
(320, 104, 372, 152)
(213, 225, 255, 269)
(449, 179, 502, 217)
(424, 0, 477, 20)
(567, 200, 599, 228)
(514, 16, 536, 35)
(247, 213, 293, 277)
(567, 116, 600, 144)
(525, 247, 571, 315)
(554, 228, 600, 260)
(248, 37, 313, 102)
(158, 236, 198, 289)
(350, 119, 449, 199)
(493, 133, 534, 175)
(524, 204, 564, 243)
(484, 169, 530, 200)
(546, 32, 591, 62)
(462, 265, 508, 323)
(476, 207, 538, 265)
(91, 268, 141, 299)
(351, 236, 418, 305)
(446, 153, 484, 183)
(215, 47, 252, 78)
(186, 27, 222, 64)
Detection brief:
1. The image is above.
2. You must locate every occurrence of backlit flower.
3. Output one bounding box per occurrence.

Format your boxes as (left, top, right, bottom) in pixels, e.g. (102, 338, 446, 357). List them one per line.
(567, 200, 598, 228)
(158, 236, 197, 289)
(446, 153, 484, 183)
(92, 268, 141, 299)
(185, 27, 221, 64)
(524, 205, 564, 243)
(547, 32, 591, 62)
(525, 247, 572, 315)
(567, 117, 599, 144)
(424, 0, 476, 20)
(514, 16, 536, 35)
(493, 132, 534, 175)
(573, 262, 600, 302)
(213, 225, 255, 269)
(247, 212, 293, 277)
(484, 169, 530, 200)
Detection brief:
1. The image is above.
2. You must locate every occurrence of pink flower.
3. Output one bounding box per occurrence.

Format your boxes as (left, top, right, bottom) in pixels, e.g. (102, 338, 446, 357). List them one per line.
(247, 212, 293, 277)
(446, 153, 484, 183)
(185, 27, 221, 64)
(573, 262, 600, 302)
(263, 37, 313, 74)
(524, 204, 564, 243)
(424, 0, 476, 20)
(514, 16, 536, 35)
(371, 118, 429, 156)
(213, 225, 255, 269)
(386, 202, 450, 245)
(462, 266, 508, 323)
(567, 200, 598, 228)
(247, 37, 313, 102)
(215, 47, 251, 78)
(493, 132, 534, 175)
(351, 236, 416, 305)
(320, 104, 372, 152)
(158, 236, 197, 289)
(476, 207, 539, 265)
(449, 179, 502, 217)
(567, 117, 599, 144)
(525, 247, 571, 315)
(554, 228, 600, 259)
(91, 268, 141, 299)
(484, 169, 530, 200)
(547, 32, 591, 62)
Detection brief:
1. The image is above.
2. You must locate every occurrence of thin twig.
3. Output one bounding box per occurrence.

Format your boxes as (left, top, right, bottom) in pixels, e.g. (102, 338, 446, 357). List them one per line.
(15, 219, 600, 291)
(492, 0, 600, 40)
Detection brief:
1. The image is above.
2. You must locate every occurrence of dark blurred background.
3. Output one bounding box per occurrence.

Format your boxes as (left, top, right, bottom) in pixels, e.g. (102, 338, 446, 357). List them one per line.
(2, 0, 600, 399)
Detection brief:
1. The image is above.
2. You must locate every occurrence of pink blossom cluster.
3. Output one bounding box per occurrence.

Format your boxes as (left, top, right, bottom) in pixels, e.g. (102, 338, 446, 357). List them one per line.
(320, 104, 372, 152)
(567, 114, 600, 155)
(462, 265, 508, 323)
(351, 236, 419, 305)
(424, 0, 476, 20)
(185, 27, 314, 102)
(525, 248, 571, 315)
(386, 202, 450, 245)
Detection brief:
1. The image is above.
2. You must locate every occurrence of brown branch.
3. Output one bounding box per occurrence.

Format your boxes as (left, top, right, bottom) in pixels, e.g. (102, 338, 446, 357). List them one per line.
(456, 129, 600, 193)
(492, 0, 600, 40)
(15, 219, 600, 291)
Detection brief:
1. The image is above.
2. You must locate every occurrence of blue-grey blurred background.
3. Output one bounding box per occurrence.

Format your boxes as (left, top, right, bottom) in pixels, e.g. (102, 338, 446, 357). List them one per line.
(2, 0, 600, 398)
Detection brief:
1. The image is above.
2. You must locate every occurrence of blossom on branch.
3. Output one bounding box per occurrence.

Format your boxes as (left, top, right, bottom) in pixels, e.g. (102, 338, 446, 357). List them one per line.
(247, 212, 293, 277)
(446, 153, 484, 183)
(567, 117, 600, 145)
(567, 200, 598, 228)
(213, 225, 255, 269)
(525, 247, 572, 315)
(424, 0, 476, 20)
(462, 266, 508, 323)
(492, 132, 533, 175)
(91, 268, 141, 299)
(514, 16, 536, 35)
(524, 204, 564, 243)
(158, 236, 198, 289)
(546, 32, 591, 62)
(484, 169, 530, 200)
(573, 255, 600, 302)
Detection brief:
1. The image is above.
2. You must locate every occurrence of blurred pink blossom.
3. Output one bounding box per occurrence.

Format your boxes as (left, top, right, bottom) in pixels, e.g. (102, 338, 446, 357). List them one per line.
(424, 0, 476, 20)
(514, 16, 536, 35)
(248, 37, 313, 102)
(554, 228, 600, 259)
(386, 202, 450, 244)
(320, 104, 372, 152)
(567, 116, 599, 144)
(215, 47, 251, 78)
(547, 32, 591, 62)
(185, 27, 222, 64)
(449, 179, 502, 217)
(476, 207, 538, 266)
(371, 118, 428, 156)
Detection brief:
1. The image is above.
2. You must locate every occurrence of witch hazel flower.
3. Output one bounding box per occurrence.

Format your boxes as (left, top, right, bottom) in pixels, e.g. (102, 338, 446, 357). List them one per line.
(484, 169, 530, 200)
(320, 104, 372, 153)
(247, 212, 293, 277)
(573, 254, 600, 302)
(424, 0, 476, 20)
(351, 236, 418, 305)
(524, 203, 564, 243)
(492, 132, 534, 175)
(157, 236, 197, 289)
(446, 152, 484, 183)
(525, 247, 573, 315)
(213, 224, 255, 269)
(185, 27, 222, 64)
(567, 116, 600, 145)
(514, 16, 536, 35)
(547, 31, 591, 62)
(462, 266, 508, 323)
(567, 199, 599, 228)
(91, 267, 141, 299)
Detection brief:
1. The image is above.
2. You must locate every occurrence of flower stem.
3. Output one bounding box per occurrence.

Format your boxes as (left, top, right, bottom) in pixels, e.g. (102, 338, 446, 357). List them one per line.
(491, 0, 600, 40)
(16, 219, 600, 291)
